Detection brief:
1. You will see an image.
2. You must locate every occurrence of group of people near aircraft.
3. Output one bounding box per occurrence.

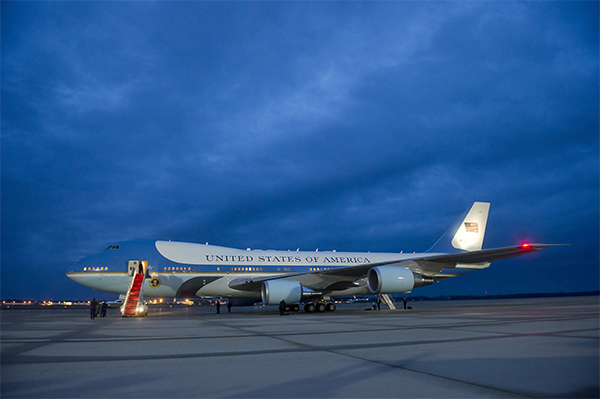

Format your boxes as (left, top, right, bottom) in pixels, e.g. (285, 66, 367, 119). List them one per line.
(89, 299, 107, 319)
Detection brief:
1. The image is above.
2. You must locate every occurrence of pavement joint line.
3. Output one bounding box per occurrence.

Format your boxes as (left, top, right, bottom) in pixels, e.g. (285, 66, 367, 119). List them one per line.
(0, 331, 518, 365)
(1, 347, 316, 365)
(447, 326, 600, 338)
(206, 315, 597, 399)
(323, 348, 537, 399)
(1, 320, 523, 363)
(4, 317, 597, 345)
(0, 317, 120, 361)
(226, 322, 537, 399)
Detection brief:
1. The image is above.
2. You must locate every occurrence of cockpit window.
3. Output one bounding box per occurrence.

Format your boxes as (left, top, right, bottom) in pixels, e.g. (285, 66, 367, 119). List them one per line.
(103, 245, 120, 251)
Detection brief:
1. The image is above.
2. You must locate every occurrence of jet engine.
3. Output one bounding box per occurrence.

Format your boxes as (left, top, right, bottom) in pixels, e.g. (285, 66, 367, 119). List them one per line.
(261, 280, 302, 305)
(367, 266, 434, 294)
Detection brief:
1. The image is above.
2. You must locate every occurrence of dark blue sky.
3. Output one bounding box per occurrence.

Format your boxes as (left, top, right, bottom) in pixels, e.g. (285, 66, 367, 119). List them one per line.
(2, 2, 598, 300)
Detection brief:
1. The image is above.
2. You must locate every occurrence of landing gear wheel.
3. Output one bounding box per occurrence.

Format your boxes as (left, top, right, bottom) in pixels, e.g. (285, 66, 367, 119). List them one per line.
(325, 302, 336, 312)
(316, 303, 326, 312)
(291, 304, 300, 312)
(304, 303, 316, 313)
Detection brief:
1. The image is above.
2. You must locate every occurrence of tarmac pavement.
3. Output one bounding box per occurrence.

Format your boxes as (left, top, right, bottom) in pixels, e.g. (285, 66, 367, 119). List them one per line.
(1, 296, 598, 398)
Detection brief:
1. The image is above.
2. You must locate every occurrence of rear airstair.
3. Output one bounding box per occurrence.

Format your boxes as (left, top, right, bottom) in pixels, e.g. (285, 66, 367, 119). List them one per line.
(380, 294, 396, 310)
(121, 261, 148, 317)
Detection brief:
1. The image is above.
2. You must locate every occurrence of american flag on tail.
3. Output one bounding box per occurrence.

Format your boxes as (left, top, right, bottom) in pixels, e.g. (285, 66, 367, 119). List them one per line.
(464, 222, 479, 233)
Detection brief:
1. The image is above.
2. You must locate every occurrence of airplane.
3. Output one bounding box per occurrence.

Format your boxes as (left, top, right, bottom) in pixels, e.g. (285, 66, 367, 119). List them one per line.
(66, 202, 560, 314)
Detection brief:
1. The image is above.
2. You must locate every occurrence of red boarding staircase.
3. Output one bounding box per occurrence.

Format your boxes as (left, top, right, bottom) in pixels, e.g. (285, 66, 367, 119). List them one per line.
(121, 272, 145, 316)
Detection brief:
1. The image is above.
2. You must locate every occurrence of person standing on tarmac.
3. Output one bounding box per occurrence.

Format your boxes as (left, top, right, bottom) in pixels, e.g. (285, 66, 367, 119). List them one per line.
(227, 300, 232, 313)
(90, 299, 97, 320)
(216, 300, 221, 314)
(279, 300, 286, 316)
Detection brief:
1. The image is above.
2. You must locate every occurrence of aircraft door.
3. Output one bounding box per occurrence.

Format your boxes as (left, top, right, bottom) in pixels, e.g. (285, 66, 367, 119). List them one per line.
(128, 261, 139, 276)
(128, 260, 148, 276)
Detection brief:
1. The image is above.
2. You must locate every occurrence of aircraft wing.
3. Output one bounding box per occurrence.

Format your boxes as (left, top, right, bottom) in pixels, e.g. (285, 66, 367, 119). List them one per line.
(402, 244, 565, 279)
(421, 243, 562, 264)
(228, 244, 562, 293)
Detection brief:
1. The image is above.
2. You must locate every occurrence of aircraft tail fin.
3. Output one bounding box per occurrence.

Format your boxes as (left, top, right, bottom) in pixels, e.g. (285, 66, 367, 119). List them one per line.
(427, 202, 491, 253)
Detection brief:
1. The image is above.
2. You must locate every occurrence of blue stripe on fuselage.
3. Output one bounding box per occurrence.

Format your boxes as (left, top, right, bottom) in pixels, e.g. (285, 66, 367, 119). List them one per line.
(68, 240, 347, 275)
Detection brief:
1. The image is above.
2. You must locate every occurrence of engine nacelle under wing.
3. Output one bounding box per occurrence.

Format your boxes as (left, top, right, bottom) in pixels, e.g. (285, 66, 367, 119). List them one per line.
(367, 266, 428, 294)
(261, 280, 302, 305)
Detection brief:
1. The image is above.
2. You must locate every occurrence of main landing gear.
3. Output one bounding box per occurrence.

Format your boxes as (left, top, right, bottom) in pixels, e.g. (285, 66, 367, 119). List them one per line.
(304, 301, 336, 313)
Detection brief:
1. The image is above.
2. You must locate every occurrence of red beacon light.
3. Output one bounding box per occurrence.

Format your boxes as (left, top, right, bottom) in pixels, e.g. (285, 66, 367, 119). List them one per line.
(521, 243, 530, 248)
